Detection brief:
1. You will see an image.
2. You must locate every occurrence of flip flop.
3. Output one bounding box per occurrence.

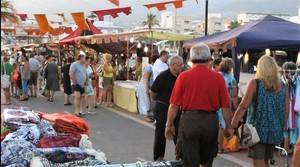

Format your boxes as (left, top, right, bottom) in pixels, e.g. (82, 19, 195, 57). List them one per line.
(64, 103, 72, 106)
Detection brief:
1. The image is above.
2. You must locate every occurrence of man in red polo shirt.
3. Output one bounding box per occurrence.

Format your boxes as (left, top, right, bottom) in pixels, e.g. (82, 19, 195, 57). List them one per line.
(165, 43, 233, 167)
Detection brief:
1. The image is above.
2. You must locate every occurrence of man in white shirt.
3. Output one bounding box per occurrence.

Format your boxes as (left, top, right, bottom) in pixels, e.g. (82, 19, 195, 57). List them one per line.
(152, 50, 169, 81)
(29, 53, 41, 97)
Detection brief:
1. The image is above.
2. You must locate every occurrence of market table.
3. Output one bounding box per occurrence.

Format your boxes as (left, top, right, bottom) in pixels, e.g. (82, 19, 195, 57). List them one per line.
(113, 80, 139, 113)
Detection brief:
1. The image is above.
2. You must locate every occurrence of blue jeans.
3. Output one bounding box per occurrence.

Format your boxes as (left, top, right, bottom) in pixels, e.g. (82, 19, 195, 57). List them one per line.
(21, 80, 29, 95)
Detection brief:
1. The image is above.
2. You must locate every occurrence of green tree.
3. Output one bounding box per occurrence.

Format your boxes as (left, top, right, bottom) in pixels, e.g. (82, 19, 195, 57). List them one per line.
(142, 13, 159, 30)
(229, 20, 241, 29)
(1, 0, 19, 23)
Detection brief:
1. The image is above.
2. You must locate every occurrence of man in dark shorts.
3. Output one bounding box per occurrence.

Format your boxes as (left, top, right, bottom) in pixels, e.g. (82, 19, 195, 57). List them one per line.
(165, 43, 233, 167)
(69, 52, 87, 117)
(150, 56, 183, 161)
(29, 53, 41, 97)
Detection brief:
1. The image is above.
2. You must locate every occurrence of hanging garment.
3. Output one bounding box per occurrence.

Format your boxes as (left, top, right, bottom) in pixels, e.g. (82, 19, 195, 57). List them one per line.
(38, 119, 57, 137)
(294, 77, 300, 112)
(136, 83, 150, 116)
(1, 139, 41, 167)
(39, 112, 89, 135)
(3, 124, 41, 144)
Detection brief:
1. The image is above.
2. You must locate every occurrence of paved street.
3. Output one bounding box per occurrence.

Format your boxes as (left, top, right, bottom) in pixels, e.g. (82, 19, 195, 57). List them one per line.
(1, 90, 291, 166)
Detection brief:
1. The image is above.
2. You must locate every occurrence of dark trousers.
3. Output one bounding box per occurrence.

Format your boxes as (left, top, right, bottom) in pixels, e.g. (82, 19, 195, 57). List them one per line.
(153, 101, 180, 161)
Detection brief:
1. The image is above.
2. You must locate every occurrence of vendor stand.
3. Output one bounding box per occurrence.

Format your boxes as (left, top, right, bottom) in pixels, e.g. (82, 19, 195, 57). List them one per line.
(75, 29, 197, 114)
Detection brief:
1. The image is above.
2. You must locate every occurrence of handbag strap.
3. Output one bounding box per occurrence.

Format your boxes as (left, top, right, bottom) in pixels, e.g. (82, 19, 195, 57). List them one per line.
(252, 79, 260, 125)
(2, 63, 7, 75)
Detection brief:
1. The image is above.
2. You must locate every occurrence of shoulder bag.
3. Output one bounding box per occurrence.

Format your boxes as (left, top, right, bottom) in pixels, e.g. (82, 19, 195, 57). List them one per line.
(1, 63, 10, 88)
(238, 79, 260, 148)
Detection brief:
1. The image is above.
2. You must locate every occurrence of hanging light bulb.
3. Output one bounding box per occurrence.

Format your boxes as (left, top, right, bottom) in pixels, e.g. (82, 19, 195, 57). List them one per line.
(244, 52, 249, 64)
(265, 48, 271, 56)
(137, 42, 142, 48)
(129, 37, 134, 43)
(144, 46, 149, 53)
(297, 51, 300, 65)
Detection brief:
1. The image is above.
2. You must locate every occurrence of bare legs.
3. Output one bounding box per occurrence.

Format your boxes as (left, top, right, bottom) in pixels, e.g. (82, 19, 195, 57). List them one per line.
(102, 85, 113, 106)
(2, 88, 11, 105)
(64, 94, 71, 105)
(74, 91, 81, 115)
(252, 159, 270, 167)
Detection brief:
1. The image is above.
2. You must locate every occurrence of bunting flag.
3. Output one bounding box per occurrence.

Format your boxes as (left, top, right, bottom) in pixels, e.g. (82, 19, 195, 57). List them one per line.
(16, 14, 28, 21)
(24, 28, 44, 36)
(34, 14, 53, 33)
(50, 27, 65, 36)
(144, 0, 183, 11)
(57, 13, 67, 22)
(64, 27, 73, 34)
(71, 12, 90, 30)
(108, 0, 119, 6)
(93, 7, 131, 21)
(1, 28, 16, 34)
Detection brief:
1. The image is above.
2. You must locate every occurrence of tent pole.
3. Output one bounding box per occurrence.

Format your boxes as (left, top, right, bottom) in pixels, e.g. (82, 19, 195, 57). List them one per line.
(232, 47, 241, 83)
(126, 40, 129, 80)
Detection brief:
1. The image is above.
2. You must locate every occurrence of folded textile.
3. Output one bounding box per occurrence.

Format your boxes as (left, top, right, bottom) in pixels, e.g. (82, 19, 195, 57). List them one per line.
(37, 147, 90, 163)
(3, 124, 41, 144)
(38, 119, 57, 137)
(1, 126, 11, 141)
(40, 112, 89, 135)
(3, 107, 40, 130)
(38, 134, 81, 148)
(1, 139, 41, 167)
(30, 157, 106, 167)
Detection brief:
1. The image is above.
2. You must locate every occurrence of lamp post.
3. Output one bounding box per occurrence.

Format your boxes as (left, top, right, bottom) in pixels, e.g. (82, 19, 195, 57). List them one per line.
(204, 0, 208, 36)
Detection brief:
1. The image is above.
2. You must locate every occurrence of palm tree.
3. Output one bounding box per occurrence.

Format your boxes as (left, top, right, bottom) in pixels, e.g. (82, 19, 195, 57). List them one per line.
(228, 20, 241, 29)
(142, 13, 159, 30)
(1, 0, 19, 23)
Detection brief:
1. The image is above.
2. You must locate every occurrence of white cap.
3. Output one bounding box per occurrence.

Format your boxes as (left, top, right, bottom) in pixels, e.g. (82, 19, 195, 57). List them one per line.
(190, 43, 211, 61)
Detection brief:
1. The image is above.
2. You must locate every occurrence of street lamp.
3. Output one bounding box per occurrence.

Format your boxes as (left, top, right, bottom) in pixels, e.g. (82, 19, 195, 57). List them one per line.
(137, 42, 142, 48)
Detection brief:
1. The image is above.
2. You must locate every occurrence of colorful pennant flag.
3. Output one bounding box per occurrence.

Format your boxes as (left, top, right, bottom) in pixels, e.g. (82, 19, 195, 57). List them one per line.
(16, 14, 28, 21)
(108, 0, 119, 6)
(93, 7, 131, 21)
(34, 14, 53, 33)
(71, 12, 90, 30)
(144, 0, 183, 11)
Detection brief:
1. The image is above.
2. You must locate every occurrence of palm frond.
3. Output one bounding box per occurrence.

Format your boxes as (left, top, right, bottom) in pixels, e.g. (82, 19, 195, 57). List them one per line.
(1, 0, 19, 23)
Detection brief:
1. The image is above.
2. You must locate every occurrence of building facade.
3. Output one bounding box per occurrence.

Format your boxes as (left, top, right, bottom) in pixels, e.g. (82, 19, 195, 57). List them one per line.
(160, 11, 193, 34)
(193, 14, 231, 35)
(237, 12, 291, 25)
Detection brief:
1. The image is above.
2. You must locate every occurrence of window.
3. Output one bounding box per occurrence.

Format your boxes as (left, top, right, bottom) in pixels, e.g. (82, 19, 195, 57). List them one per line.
(184, 20, 190, 24)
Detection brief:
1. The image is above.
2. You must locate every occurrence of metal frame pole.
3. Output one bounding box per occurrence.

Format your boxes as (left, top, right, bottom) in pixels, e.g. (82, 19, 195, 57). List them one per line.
(205, 0, 208, 36)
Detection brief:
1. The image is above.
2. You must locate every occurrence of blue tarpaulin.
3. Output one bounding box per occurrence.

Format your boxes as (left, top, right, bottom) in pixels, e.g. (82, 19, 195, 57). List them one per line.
(183, 15, 300, 52)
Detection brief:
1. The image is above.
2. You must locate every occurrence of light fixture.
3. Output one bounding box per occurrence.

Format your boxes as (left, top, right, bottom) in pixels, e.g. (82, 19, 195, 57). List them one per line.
(144, 46, 149, 53)
(243, 52, 249, 64)
(297, 51, 300, 65)
(265, 48, 271, 56)
(137, 42, 142, 48)
(129, 37, 134, 43)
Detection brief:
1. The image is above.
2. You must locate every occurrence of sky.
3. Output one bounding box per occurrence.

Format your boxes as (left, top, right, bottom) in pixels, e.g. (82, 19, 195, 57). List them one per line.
(13, 0, 300, 28)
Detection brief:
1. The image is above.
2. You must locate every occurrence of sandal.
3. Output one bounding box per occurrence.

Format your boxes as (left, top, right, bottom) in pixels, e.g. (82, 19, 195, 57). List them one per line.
(64, 103, 72, 106)
(75, 112, 86, 117)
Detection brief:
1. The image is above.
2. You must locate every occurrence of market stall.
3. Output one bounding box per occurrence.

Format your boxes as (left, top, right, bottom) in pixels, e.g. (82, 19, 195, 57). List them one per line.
(184, 15, 300, 82)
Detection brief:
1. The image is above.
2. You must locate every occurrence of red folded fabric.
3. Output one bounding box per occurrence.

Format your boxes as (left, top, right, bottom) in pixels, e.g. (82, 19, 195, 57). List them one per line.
(38, 134, 81, 148)
(39, 112, 89, 135)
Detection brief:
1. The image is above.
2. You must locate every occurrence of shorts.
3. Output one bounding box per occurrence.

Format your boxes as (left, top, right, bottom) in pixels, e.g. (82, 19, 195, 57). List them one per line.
(29, 71, 38, 86)
(180, 110, 219, 167)
(102, 77, 113, 90)
(72, 84, 85, 95)
(248, 143, 275, 159)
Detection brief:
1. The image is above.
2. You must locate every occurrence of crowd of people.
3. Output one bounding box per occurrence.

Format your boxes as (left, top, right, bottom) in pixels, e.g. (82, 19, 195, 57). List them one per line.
(1, 44, 300, 167)
(137, 44, 300, 167)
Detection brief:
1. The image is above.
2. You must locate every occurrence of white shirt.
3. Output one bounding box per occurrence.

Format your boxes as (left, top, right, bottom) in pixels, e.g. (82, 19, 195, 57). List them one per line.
(29, 58, 41, 72)
(152, 58, 168, 81)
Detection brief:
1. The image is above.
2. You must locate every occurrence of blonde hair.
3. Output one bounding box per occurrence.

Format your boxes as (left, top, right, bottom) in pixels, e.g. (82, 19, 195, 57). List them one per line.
(255, 55, 280, 91)
(103, 53, 112, 61)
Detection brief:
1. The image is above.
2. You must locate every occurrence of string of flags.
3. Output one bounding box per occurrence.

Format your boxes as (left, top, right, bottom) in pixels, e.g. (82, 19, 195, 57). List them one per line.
(2, 0, 186, 36)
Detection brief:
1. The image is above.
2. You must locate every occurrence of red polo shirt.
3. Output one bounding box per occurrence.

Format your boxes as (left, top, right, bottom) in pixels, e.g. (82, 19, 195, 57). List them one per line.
(170, 65, 230, 111)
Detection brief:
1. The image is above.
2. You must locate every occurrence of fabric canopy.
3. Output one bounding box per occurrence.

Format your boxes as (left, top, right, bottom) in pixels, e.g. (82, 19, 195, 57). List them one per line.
(74, 30, 198, 44)
(184, 15, 300, 52)
(59, 19, 102, 44)
(93, 7, 131, 21)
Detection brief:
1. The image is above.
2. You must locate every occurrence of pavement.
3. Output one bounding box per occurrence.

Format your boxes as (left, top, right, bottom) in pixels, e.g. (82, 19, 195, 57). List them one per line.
(0, 90, 292, 166)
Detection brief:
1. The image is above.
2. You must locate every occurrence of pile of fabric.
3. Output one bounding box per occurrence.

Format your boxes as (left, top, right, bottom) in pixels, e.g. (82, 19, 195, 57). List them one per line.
(1, 106, 107, 167)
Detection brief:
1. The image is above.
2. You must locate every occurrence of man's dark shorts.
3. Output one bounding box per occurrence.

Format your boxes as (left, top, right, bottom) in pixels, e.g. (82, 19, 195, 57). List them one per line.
(29, 71, 38, 86)
(72, 84, 85, 95)
(179, 110, 219, 167)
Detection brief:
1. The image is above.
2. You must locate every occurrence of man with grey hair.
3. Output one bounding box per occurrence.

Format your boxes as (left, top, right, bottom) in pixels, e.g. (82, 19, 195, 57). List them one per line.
(165, 43, 232, 167)
(150, 55, 183, 161)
